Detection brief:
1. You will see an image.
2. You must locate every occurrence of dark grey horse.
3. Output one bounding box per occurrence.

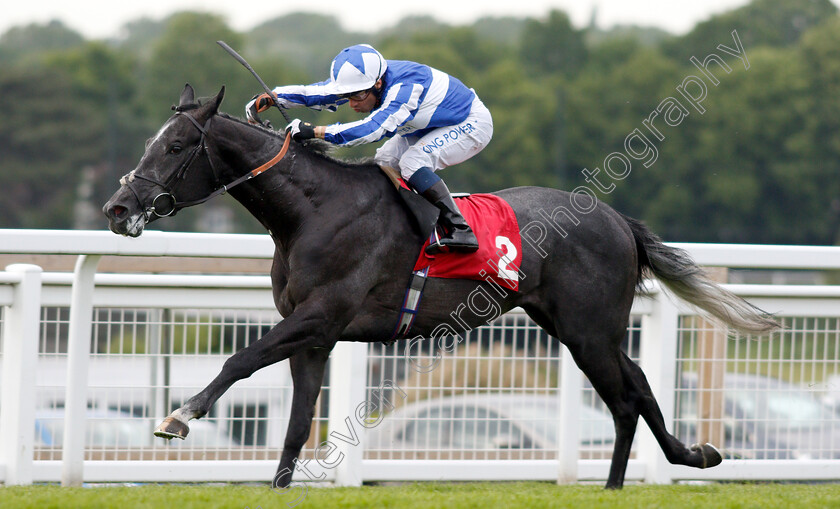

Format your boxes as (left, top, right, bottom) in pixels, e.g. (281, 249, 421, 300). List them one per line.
(103, 85, 778, 489)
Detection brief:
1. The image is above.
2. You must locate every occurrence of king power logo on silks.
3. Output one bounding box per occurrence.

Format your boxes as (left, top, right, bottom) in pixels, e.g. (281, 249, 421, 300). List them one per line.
(419, 122, 477, 154)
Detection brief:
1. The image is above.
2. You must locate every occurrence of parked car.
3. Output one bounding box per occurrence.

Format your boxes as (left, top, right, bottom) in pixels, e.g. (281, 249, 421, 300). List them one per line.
(676, 372, 840, 460)
(34, 408, 237, 449)
(820, 374, 840, 412)
(365, 393, 615, 458)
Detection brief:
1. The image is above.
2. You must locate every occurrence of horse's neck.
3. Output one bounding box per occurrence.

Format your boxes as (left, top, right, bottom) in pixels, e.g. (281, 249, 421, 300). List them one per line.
(212, 117, 288, 176)
(213, 116, 385, 247)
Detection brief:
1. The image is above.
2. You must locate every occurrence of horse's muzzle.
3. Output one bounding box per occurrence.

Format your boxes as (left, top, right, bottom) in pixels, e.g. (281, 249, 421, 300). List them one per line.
(103, 192, 147, 237)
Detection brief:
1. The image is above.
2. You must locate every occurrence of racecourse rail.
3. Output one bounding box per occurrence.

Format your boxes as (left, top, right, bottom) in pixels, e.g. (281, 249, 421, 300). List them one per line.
(0, 229, 838, 487)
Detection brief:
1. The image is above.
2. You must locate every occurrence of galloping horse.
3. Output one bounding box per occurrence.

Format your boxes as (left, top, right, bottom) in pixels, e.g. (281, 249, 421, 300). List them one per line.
(103, 85, 778, 489)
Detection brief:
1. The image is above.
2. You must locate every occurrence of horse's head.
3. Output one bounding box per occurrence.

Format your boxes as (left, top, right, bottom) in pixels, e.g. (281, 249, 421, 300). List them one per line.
(103, 84, 225, 237)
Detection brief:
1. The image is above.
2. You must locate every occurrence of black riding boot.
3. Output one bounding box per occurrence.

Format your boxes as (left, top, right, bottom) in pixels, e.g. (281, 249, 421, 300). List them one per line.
(421, 180, 479, 254)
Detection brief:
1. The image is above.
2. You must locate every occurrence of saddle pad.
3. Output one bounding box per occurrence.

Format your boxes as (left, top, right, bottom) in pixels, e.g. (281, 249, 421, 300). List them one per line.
(413, 193, 523, 291)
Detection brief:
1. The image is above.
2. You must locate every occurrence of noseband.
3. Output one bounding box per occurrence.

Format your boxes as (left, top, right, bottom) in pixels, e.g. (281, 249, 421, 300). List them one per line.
(120, 111, 291, 219)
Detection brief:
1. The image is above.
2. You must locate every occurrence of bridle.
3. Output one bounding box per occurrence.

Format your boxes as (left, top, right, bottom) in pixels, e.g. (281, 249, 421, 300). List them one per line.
(120, 110, 291, 220)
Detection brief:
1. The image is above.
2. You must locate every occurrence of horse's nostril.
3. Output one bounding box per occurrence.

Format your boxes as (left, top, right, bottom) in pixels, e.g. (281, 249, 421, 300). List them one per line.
(113, 205, 127, 218)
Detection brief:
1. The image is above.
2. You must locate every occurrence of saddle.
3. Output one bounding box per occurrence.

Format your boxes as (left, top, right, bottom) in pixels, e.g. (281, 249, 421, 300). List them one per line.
(412, 193, 523, 291)
(387, 182, 524, 342)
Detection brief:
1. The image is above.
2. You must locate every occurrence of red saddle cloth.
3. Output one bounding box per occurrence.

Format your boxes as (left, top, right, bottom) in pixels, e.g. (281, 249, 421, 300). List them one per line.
(413, 193, 523, 291)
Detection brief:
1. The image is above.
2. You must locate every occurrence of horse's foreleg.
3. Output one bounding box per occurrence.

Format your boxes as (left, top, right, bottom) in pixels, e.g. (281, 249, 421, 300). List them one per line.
(154, 305, 343, 440)
(273, 347, 331, 488)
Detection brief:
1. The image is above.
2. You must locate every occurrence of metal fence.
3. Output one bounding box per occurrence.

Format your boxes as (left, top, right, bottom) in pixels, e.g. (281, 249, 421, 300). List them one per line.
(0, 230, 838, 487)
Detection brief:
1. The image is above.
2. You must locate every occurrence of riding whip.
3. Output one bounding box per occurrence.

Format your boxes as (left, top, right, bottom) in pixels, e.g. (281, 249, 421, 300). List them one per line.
(216, 40, 292, 124)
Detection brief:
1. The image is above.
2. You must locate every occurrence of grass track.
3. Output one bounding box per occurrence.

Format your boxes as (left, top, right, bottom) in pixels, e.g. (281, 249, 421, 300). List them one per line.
(1, 482, 839, 508)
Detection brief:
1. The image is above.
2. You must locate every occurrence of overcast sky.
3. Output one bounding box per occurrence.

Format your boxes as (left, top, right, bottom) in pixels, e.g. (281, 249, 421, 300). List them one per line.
(1, 1, 766, 39)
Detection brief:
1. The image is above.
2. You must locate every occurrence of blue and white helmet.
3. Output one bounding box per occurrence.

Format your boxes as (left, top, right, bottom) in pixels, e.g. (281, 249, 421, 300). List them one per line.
(325, 44, 387, 96)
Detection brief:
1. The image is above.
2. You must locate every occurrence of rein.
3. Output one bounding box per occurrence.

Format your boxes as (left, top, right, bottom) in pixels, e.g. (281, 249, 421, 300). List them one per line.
(121, 112, 291, 219)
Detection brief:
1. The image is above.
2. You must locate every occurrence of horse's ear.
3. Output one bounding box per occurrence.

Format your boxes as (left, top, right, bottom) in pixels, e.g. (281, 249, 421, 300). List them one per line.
(210, 86, 225, 113)
(179, 84, 195, 108)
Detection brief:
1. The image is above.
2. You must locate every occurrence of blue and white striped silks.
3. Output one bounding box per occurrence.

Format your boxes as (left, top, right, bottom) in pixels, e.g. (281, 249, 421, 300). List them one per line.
(272, 60, 476, 147)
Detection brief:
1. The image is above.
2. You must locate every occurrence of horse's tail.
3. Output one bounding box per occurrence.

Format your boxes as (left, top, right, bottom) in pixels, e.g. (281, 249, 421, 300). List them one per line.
(621, 213, 780, 335)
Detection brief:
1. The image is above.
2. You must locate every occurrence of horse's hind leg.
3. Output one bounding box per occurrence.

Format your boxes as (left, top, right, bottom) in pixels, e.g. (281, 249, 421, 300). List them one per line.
(618, 351, 723, 470)
(564, 336, 722, 489)
(274, 347, 332, 488)
(562, 336, 641, 489)
(524, 304, 641, 488)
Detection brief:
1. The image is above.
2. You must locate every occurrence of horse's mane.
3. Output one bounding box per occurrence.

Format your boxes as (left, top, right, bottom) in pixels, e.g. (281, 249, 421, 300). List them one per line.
(215, 111, 376, 170)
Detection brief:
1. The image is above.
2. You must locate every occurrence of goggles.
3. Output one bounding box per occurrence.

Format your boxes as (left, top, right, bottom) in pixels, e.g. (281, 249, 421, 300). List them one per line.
(339, 88, 373, 101)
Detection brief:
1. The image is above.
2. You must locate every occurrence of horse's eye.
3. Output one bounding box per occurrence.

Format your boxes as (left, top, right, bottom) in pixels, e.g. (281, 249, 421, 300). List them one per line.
(169, 146, 182, 155)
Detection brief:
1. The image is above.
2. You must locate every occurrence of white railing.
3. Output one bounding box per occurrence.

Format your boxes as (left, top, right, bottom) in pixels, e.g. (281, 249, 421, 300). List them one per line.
(0, 229, 838, 489)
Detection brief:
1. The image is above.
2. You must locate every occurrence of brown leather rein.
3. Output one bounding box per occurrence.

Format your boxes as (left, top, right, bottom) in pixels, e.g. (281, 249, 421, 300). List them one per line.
(120, 112, 292, 219)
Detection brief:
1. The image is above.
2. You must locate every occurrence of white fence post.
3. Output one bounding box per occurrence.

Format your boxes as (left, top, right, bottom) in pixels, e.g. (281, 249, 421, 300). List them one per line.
(0, 264, 42, 485)
(61, 254, 102, 487)
(638, 287, 680, 484)
(327, 341, 368, 486)
(557, 344, 582, 484)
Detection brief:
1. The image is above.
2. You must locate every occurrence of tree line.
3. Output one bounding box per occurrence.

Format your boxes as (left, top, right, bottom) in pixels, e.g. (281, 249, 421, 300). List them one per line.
(1, 0, 839, 244)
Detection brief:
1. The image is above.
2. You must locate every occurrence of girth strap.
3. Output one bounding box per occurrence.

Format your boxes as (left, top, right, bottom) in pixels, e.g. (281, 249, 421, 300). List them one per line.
(387, 265, 430, 343)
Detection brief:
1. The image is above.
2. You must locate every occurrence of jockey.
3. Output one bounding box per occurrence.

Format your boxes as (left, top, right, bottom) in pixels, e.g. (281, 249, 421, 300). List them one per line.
(246, 44, 493, 254)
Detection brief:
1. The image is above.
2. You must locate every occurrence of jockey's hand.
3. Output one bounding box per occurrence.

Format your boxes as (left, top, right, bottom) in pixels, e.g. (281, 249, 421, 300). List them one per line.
(245, 93, 275, 124)
(286, 119, 316, 142)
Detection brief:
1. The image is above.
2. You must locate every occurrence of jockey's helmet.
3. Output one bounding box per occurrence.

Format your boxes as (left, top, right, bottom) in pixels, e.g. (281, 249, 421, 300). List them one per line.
(325, 44, 387, 96)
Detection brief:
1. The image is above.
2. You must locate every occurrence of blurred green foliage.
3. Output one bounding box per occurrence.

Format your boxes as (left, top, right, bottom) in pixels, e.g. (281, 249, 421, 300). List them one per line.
(1, 0, 839, 244)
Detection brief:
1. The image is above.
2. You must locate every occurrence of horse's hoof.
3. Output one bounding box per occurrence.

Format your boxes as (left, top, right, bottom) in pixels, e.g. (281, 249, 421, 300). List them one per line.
(154, 417, 189, 440)
(691, 443, 722, 468)
(273, 469, 293, 490)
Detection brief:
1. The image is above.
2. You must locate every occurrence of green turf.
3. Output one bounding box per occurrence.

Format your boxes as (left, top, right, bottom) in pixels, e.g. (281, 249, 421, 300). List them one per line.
(1, 482, 838, 508)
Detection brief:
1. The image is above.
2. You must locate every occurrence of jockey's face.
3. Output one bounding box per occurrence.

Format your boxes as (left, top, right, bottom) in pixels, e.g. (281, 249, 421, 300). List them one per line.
(348, 79, 382, 113)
